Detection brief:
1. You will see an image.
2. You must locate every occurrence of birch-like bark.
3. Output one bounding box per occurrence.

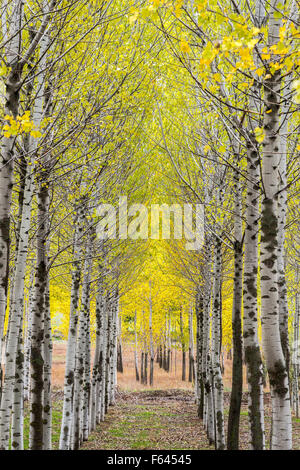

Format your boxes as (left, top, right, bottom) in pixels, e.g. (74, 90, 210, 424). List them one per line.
(0, 0, 54, 378)
(243, 0, 266, 449)
(134, 310, 139, 381)
(72, 232, 92, 449)
(276, 3, 298, 368)
(11, 35, 50, 451)
(10, 316, 24, 450)
(117, 314, 123, 373)
(109, 289, 118, 405)
(292, 279, 299, 417)
(43, 279, 52, 450)
(203, 246, 214, 446)
(212, 238, 225, 450)
(195, 291, 204, 418)
(24, 277, 34, 402)
(188, 306, 194, 383)
(104, 294, 112, 413)
(90, 282, 104, 431)
(227, 144, 243, 450)
(141, 351, 145, 384)
(0, 1, 24, 360)
(144, 351, 148, 385)
(260, 0, 292, 450)
(180, 309, 186, 381)
(100, 297, 108, 422)
(0, 154, 35, 449)
(167, 315, 171, 372)
(202, 247, 212, 434)
(82, 289, 91, 441)
(149, 282, 154, 386)
(59, 202, 85, 450)
(29, 176, 50, 450)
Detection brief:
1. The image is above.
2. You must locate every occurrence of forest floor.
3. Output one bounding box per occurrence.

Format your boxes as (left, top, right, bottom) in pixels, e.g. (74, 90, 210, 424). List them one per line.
(81, 389, 212, 450)
(46, 341, 300, 450)
(82, 389, 300, 450)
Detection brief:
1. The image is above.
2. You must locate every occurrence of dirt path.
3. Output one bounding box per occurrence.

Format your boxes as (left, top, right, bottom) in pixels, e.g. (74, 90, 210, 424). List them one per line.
(81, 390, 213, 450)
(81, 390, 300, 450)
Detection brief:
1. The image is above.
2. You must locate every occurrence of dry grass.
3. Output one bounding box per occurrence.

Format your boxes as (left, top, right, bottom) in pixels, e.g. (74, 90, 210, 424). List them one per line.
(52, 341, 250, 391)
(117, 343, 193, 391)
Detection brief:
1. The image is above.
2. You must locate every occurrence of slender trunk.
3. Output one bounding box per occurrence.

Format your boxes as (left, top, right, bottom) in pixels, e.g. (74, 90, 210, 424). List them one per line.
(0, 1, 24, 371)
(292, 279, 299, 417)
(43, 279, 52, 450)
(212, 239, 225, 450)
(141, 352, 144, 384)
(196, 292, 204, 418)
(134, 311, 139, 381)
(0, 154, 35, 449)
(188, 306, 194, 383)
(227, 240, 243, 449)
(240, 0, 267, 449)
(11, 316, 24, 450)
(260, 3, 292, 449)
(227, 146, 243, 450)
(90, 281, 104, 431)
(144, 352, 148, 385)
(149, 282, 154, 386)
(159, 345, 163, 368)
(100, 298, 108, 422)
(59, 202, 85, 450)
(72, 233, 92, 450)
(117, 313, 123, 373)
(24, 282, 34, 402)
(104, 297, 112, 414)
(180, 310, 186, 381)
(29, 182, 49, 450)
(109, 290, 118, 405)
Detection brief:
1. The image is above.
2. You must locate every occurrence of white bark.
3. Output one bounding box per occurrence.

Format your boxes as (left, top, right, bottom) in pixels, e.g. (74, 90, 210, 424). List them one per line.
(260, 0, 292, 450)
(100, 297, 108, 422)
(90, 282, 104, 431)
(59, 202, 85, 450)
(149, 282, 154, 386)
(0, 155, 35, 449)
(0, 1, 24, 361)
(134, 310, 139, 381)
(211, 238, 225, 450)
(242, 0, 266, 449)
(43, 280, 52, 450)
(72, 231, 92, 450)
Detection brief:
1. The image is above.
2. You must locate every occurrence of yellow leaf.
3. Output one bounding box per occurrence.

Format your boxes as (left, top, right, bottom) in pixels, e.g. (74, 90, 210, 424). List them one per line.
(30, 130, 42, 138)
(180, 39, 191, 54)
(254, 127, 265, 143)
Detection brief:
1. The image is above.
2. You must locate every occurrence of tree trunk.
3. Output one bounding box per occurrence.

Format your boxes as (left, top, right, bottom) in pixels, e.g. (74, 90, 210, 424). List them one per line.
(196, 292, 204, 418)
(134, 311, 139, 381)
(59, 202, 85, 450)
(149, 282, 154, 386)
(227, 145, 243, 450)
(72, 232, 92, 450)
(242, 0, 266, 448)
(212, 239, 225, 450)
(29, 181, 50, 450)
(260, 3, 292, 449)
(43, 280, 52, 450)
(180, 309, 186, 381)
